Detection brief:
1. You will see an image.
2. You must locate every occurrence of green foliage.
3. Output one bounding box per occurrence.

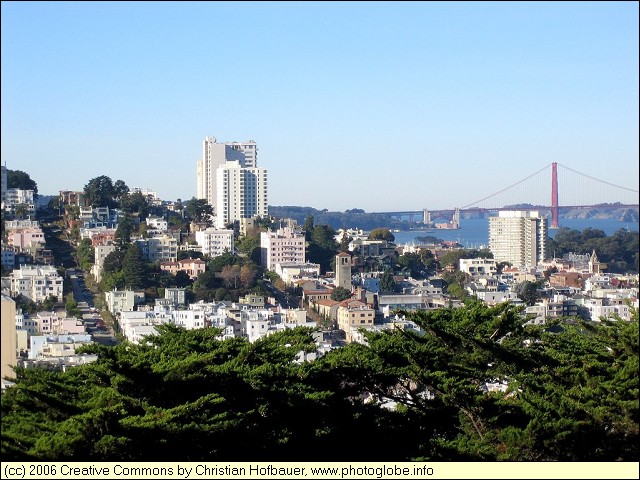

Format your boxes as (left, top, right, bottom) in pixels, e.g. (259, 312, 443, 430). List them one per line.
(338, 232, 352, 252)
(307, 224, 338, 273)
(6, 169, 38, 196)
(330, 286, 351, 302)
(115, 216, 134, 245)
(549, 227, 639, 273)
(2, 301, 637, 462)
(368, 228, 395, 242)
(84, 176, 117, 208)
(515, 280, 545, 306)
(76, 238, 95, 272)
(122, 243, 147, 290)
(119, 191, 149, 219)
(177, 250, 203, 261)
(441, 271, 469, 295)
(208, 252, 238, 272)
(380, 269, 396, 292)
(184, 198, 213, 225)
(303, 215, 315, 241)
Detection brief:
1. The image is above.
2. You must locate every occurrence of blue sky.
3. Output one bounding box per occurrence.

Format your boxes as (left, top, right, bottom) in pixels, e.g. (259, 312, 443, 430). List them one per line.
(2, 1, 638, 211)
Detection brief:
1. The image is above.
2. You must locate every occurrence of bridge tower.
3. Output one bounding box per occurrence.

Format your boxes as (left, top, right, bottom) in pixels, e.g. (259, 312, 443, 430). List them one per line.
(423, 209, 431, 225)
(452, 207, 460, 228)
(551, 162, 559, 228)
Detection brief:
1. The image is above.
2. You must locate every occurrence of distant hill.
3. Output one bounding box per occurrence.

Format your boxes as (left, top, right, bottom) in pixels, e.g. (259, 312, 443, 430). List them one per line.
(268, 206, 416, 231)
(270, 204, 638, 231)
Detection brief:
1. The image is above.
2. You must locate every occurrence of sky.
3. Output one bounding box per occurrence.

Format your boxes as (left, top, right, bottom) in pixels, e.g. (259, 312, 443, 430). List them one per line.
(2, 1, 638, 212)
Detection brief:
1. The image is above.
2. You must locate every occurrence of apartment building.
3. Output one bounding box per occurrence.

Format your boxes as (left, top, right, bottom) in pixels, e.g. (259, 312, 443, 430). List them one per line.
(337, 300, 376, 342)
(195, 228, 235, 257)
(160, 258, 206, 280)
(135, 235, 178, 262)
(196, 136, 258, 208)
(4, 188, 36, 217)
(215, 160, 268, 228)
(9, 265, 64, 302)
(1, 293, 17, 383)
(489, 210, 547, 268)
(260, 227, 306, 272)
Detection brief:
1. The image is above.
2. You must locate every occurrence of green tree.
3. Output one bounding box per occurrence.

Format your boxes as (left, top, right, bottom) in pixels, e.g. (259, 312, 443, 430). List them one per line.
(122, 243, 147, 289)
(307, 224, 338, 273)
(115, 216, 134, 245)
(113, 179, 129, 203)
(368, 228, 395, 242)
(338, 232, 352, 252)
(330, 286, 351, 302)
(76, 238, 95, 272)
(516, 280, 544, 306)
(14, 204, 30, 220)
(397, 252, 425, 277)
(184, 198, 213, 225)
(0, 305, 637, 461)
(119, 191, 149, 219)
(84, 175, 116, 208)
(379, 268, 396, 292)
(303, 215, 315, 241)
(101, 250, 123, 276)
(6, 169, 38, 196)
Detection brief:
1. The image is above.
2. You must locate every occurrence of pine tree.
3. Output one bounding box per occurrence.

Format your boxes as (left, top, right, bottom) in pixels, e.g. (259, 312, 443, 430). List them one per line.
(122, 243, 147, 289)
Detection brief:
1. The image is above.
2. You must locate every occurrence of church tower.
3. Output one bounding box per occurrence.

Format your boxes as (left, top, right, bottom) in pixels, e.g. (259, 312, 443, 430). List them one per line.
(335, 252, 352, 291)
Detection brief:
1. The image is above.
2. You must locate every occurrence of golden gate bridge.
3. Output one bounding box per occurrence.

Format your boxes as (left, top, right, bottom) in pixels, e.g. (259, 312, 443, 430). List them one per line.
(372, 162, 639, 228)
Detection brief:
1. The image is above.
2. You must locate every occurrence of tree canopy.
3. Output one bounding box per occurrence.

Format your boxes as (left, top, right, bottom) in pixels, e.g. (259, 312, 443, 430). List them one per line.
(6, 169, 38, 196)
(368, 228, 395, 242)
(184, 198, 213, 225)
(1, 303, 637, 461)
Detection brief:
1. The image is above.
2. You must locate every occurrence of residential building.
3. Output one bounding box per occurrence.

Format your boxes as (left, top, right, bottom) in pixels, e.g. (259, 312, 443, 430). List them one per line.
(9, 265, 64, 303)
(164, 287, 186, 306)
(1, 293, 17, 383)
(337, 300, 376, 342)
(104, 289, 145, 316)
(146, 215, 168, 231)
(135, 235, 178, 262)
(459, 258, 497, 276)
(59, 190, 90, 208)
(260, 227, 306, 272)
(7, 227, 46, 250)
(92, 244, 117, 283)
(3, 188, 36, 217)
(216, 160, 268, 228)
(160, 258, 206, 280)
(489, 210, 547, 268)
(275, 262, 321, 284)
(5, 219, 40, 230)
(195, 228, 235, 257)
(29, 334, 93, 360)
(197, 136, 258, 208)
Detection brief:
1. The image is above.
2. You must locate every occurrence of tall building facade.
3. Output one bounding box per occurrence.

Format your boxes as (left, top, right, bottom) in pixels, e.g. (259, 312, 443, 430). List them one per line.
(196, 136, 258, 208)
(489, 210, 548, 268)
(1, 293, 17, 383)
(260, 227, 305, 271)
(216, 161, 268, 229)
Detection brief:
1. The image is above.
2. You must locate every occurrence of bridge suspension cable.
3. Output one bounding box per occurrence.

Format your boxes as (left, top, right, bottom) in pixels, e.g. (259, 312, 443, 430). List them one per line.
(460, 163, 551, 209)
(557, 162, 639, 194)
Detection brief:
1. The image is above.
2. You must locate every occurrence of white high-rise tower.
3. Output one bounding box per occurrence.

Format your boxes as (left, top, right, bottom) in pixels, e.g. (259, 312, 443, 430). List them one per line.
(215, 161, 268, 229)
(196, 136, 258, 209)
(489, 210, 547, 268)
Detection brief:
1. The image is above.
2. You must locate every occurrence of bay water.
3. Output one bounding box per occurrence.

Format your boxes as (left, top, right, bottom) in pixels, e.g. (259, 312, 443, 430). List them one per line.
(391, 218, 639, 248)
